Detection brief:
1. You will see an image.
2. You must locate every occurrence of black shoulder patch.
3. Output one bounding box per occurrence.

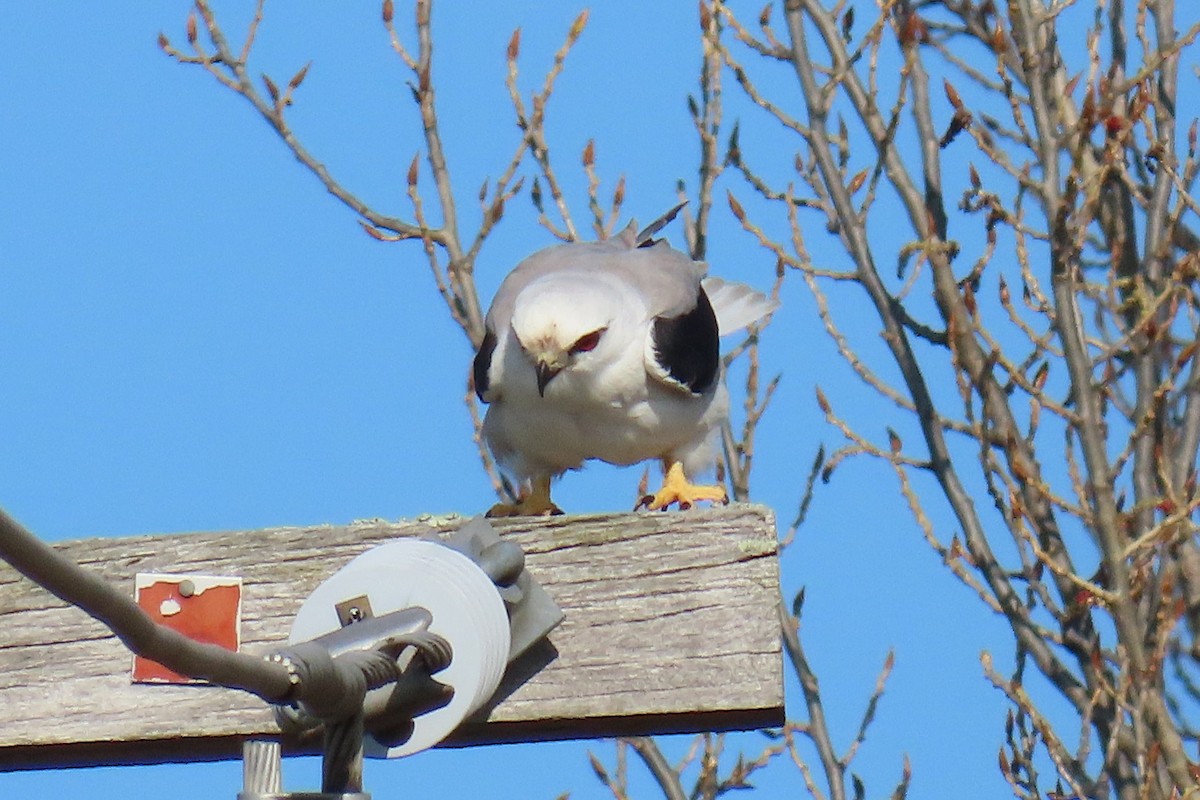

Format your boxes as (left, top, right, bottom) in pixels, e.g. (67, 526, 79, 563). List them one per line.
(652, 286, 720, 395)
(473, 328, 497, 401)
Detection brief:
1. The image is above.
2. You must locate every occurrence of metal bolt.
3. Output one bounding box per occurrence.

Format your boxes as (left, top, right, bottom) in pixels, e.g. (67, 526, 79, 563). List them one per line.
(335, 595, 375, 627)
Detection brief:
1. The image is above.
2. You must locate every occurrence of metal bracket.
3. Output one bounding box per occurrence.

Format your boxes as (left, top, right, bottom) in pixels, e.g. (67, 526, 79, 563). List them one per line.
(436, 516, 564, 661)
(273, 606, 447, 742)
(333, 595, 374, 628)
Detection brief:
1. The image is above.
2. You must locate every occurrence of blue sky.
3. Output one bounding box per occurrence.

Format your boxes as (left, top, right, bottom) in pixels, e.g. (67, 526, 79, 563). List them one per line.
(0, 2, 1074, 797)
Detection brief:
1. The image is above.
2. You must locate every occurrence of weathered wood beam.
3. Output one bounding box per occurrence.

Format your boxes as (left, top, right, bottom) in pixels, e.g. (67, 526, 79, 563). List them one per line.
(0, 505, 782, 770)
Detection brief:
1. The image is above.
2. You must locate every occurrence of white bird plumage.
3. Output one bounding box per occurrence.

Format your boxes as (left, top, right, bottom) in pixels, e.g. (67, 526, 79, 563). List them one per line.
(473, 208, 777, 516)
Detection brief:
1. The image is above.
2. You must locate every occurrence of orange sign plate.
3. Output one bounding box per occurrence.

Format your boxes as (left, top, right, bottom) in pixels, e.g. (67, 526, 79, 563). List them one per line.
(132, 573, 243, 684)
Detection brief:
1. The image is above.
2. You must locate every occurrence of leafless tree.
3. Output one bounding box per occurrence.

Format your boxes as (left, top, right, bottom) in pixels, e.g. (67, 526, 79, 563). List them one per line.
(715, 0, 1200, 796)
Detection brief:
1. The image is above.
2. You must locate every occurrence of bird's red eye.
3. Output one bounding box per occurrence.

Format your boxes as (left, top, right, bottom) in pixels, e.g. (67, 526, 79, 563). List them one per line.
(570, 329, 604, 354)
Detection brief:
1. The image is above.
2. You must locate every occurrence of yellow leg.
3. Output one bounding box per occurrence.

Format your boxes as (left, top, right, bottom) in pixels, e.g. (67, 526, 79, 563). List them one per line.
(486, 475, 564, 517)
(635, 461, 728, 511)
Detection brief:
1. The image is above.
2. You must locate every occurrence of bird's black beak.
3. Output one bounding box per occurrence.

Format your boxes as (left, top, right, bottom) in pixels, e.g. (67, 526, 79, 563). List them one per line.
(535, 362, 561, 397)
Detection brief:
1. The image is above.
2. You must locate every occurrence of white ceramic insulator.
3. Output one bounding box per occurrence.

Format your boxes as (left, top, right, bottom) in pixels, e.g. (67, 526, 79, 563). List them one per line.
(289, 538, 511, 757)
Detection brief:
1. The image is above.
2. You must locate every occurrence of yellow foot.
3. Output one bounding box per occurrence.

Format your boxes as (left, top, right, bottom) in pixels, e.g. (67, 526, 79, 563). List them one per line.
(486, 475, 564, 518)
(635, 462, 728, 511)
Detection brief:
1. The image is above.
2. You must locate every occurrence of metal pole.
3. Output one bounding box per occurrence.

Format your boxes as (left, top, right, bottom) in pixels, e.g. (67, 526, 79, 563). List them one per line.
(239, 740, 282, 799)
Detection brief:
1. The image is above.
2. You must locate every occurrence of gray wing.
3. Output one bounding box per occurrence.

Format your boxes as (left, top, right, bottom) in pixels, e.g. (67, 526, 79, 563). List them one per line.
(472, 327, 498, 400)
(614, 234, 720, 395)
(647, 280, 720, 395)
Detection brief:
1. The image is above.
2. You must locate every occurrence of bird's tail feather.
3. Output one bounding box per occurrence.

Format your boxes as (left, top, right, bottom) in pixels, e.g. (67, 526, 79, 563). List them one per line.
(702, 276, 779, 336)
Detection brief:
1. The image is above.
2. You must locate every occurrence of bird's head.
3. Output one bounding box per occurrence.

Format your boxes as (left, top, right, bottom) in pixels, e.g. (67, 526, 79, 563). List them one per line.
(511, 278, 616, 397)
